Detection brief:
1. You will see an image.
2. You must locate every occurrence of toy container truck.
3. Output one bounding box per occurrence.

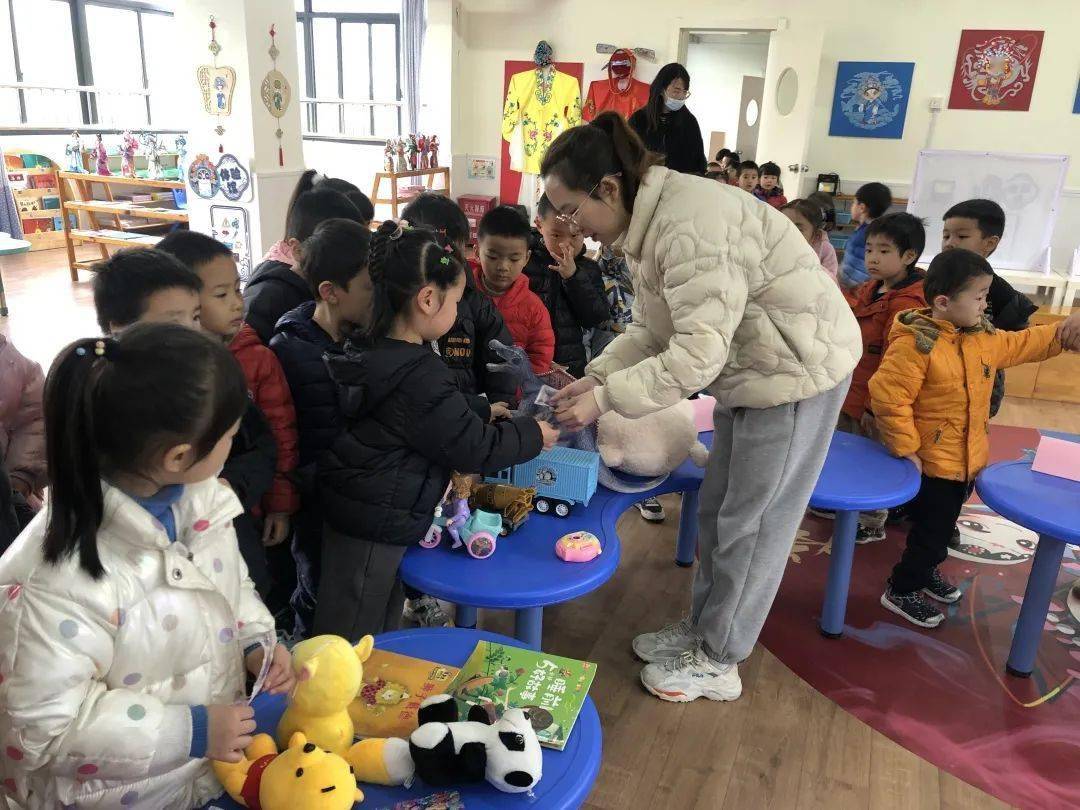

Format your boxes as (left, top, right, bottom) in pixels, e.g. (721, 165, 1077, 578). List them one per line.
(485, 447, 599, 517)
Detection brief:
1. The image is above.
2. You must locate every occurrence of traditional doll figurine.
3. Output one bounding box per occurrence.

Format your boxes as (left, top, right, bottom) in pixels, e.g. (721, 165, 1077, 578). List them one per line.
(141, 132, 162, 180)
(395, 139, 407, 173)
(406, 134, 419, 170)
(417, 134, 428, 170)
(66, 131, 85, 173)
(428, 135, 439, 169)
(174, 134, 188, 174)
(445, 474, 474, 550)
(384, 139, 395, 172)
(94, 134, 110, 176)
(120, 131, 138, 178)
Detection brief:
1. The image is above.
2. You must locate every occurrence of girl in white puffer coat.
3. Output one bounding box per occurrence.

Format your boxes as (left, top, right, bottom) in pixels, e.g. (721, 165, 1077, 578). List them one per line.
(0, 324, 294, 810)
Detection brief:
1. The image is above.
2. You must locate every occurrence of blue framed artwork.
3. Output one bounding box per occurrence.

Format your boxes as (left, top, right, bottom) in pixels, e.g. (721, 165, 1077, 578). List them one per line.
(1073, 76, 1080, 114)
(828, 61, 915, 139)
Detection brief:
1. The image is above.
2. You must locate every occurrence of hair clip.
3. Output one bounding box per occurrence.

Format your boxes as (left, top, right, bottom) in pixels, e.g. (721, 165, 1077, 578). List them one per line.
(389, 218, 410, 241)
(440, 256, 451, 266)
(75, 346, 88, 357)
(94, 339, 107, 357)
(443, 243, 454, 253)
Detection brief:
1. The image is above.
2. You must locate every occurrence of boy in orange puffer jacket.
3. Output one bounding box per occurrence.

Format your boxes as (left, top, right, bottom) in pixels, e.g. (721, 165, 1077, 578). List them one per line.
(840, 213, 926, 543)
(870, 249, 1080, 629)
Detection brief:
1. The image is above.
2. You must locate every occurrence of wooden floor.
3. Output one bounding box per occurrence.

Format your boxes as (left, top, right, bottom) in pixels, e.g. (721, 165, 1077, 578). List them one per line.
(4, 247, 1077, 809)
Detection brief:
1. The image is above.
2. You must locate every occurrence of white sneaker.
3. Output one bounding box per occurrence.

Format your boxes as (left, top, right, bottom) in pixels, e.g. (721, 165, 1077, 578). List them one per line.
(632, 618, 699, 663)
(637, 497, 666, 522)
(640, 645, 742, 703)
(402, 596, 453, 627)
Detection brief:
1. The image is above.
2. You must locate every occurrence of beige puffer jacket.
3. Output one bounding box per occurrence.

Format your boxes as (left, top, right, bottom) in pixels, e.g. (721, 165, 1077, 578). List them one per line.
(0, 479, 275, 809)
(589, 167, 861, 417)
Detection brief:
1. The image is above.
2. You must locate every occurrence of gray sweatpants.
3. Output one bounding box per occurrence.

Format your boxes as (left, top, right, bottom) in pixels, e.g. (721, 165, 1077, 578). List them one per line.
(313, 524, 407, 643)
(691, 377, 850, 665)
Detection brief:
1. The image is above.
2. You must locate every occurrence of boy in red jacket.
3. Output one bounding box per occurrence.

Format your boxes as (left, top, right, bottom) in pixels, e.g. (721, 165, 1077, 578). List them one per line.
(840, 212, 926, 543)
(473, 206, 554, 374)
(158, 232, 300, 551)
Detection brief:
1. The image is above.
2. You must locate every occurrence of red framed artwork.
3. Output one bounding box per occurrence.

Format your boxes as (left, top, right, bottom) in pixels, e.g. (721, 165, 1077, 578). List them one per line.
(947, 29, 1044, 111)
(499, 60, 584, 206)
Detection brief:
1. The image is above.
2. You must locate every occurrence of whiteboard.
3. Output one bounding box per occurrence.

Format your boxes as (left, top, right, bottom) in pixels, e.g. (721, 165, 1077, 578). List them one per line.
(907, 149, 1069, 273)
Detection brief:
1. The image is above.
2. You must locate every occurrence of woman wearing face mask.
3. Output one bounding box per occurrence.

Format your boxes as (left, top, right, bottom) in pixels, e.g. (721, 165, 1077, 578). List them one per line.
(628, 63, 706, 175)
(543, 113, 861, 704)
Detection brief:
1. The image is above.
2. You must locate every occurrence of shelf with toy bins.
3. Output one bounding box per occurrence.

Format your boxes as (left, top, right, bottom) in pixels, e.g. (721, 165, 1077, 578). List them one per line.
(4, 151, 68, 251)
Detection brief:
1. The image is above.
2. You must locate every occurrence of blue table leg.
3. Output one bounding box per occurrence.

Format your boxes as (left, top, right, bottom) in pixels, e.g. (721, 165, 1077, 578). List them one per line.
(455, 604, 477, 629)
(675, 489, 700, 567)
(820, 509, 858, 638)
(1006, 534, 1065, 678)
(515, 607, 543, 650)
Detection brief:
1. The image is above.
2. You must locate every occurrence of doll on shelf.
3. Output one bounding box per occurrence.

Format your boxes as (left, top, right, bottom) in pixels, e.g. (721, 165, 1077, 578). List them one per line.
(384, 139, 395, 172)
(395, 139, 408, 173)
(406, 134, 419, 171)
(428, 135, 439, 169)
(174, 134, 187, 174)
(94, 134, 110, 176)
(418, 135, 429, 170)
(65, 131, 85, 174)
(120, 131, 138, 178)
(444, 473, 474, 550)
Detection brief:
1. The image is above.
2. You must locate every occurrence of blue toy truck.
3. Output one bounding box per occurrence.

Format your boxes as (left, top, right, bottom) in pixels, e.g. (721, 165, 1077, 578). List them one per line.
(485, 447, 599, 518)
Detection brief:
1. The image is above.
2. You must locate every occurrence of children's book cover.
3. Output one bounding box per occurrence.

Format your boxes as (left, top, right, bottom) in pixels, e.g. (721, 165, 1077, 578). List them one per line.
(349, 650, 460, 739)
(447, 641, 596, 750)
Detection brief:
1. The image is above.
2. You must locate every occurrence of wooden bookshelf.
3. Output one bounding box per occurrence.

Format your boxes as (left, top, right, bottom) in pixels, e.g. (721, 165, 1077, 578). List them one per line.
(5, 153, 65, 251)
(370, 166, 450, 219)
(58, 171, 187, 281)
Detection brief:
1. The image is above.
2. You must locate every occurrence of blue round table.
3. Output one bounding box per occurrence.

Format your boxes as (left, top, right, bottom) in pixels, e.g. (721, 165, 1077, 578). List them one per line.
(976, 460, 1080, 677)
(810, 432, 921, 638)
(209, 628, 601, 810)
(400, 449, 708, 650)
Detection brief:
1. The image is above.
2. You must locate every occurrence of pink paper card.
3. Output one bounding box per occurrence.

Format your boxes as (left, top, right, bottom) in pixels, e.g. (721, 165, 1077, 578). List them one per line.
(1032, 435, 1080, 483)
(692, 395, 717, 433)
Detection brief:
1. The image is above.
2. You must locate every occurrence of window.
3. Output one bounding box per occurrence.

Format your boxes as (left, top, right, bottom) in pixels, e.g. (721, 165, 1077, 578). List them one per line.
(295, 2, 403, 141)
(0, 0, 178, 131)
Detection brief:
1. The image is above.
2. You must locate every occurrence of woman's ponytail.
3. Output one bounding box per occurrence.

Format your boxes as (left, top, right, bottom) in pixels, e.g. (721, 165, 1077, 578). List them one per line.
(541, 112, 662, 213)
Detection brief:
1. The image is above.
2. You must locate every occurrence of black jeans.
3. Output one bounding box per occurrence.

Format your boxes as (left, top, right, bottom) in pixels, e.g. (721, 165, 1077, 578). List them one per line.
(890, 475, 973, 594)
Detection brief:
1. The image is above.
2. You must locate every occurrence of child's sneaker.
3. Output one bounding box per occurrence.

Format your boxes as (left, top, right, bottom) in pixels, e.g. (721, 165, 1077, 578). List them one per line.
(808, 506, 836, 520)
(922, 568, 962, 604)
(855, 525, 886, 544)
(637, 497, 666, 522)
(402, 596, 453, 627)
(632, 618, 698, 663)
(880, 586, 944, 628)
(640, 645, 742, 703)
(947, 525, 961, 549)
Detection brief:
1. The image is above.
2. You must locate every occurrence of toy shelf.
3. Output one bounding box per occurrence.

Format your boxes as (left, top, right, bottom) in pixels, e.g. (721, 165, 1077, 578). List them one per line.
(370, 166, 450, 219)
(58, 171, 187, 281)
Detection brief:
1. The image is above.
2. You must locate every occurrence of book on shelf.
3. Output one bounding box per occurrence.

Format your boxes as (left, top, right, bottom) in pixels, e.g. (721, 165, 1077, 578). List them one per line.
(446, 641, 596, 751)
(349, 649, 460, 740)
(375, 791, 464, 810)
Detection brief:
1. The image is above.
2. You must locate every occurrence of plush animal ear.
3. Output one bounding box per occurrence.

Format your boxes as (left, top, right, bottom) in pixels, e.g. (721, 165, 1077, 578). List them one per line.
(468, 704, 493, 725)
(298, 660, 318, 682)
(288, 732, 307, 750)
(354, 635, 375, 663)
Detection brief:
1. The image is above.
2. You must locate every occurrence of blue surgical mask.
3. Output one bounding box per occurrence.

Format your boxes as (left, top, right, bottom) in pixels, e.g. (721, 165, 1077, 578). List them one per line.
(664, 97, 685, 112)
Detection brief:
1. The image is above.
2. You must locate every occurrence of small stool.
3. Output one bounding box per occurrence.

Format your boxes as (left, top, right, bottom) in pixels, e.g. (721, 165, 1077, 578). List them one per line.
(976, 460, 1080, 677)
(812, 432, 921, 638)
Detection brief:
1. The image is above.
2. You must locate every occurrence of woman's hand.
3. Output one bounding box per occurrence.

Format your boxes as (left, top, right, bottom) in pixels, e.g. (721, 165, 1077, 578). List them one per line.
(245, 643, 296, 696)
(548, 376, 599, 405)
(554, 390, 602, 432)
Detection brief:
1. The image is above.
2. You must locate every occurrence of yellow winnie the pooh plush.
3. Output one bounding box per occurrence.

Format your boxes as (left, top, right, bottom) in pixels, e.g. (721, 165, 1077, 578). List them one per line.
(212, 731, 362, 810)
(278, 634, 375, 756)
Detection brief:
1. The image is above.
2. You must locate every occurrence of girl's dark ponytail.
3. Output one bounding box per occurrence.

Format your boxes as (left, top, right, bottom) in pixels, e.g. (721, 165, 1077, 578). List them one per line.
(43, 325, 249, 580)
(43, 338, 110, 578)
(541, 112, 662, 213)
(363, 220, 463, 344)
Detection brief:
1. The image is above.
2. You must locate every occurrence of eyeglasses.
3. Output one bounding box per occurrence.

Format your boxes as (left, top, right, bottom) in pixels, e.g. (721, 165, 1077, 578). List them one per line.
(554, 178, 604, 234)
(667, 88, 691, 100)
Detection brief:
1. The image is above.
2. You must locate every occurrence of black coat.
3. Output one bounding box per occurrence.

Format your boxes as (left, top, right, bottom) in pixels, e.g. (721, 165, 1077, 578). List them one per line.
(628, 106, 707, 175)
(986, 273, 1038, 417)
(221, 400, 277, 594)
(524, 232, 610, 378)
(319, 339, 543, 546)
(270, 302, 341, 471)
(437, 279, 519, 406)
(243, 260, 313, 344)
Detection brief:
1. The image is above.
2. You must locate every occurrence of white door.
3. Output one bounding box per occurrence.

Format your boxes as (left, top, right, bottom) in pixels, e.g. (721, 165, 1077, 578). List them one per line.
(755, 19, 824, 198)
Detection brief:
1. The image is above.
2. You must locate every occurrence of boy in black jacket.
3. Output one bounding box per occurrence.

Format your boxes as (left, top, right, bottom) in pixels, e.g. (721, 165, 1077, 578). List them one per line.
(941, 199, 1038, 416)
(529, 195, 611, 378)
(93, 249, 278, 598)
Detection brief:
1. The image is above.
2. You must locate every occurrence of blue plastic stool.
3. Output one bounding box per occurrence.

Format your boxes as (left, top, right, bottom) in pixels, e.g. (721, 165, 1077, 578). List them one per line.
(208, 628, 602, 810)
(811, 432, 921, 638)
(976, 460, 1080, 677)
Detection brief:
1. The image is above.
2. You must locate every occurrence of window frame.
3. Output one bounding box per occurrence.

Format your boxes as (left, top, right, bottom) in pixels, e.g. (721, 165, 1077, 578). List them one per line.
(295, 0, 403, 145)
(0, 0, 182, 134)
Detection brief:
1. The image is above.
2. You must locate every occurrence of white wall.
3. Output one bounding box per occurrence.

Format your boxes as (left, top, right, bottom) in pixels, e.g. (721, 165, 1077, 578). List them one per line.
(685, 38, 768, 155)
(449, 0, 1080, 270)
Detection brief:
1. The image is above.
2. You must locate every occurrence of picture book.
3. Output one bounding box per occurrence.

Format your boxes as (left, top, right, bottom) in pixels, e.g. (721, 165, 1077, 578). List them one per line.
(375, 791, 464, 810)
(349, 649, 460, 739)
(447, 641, 596, 750)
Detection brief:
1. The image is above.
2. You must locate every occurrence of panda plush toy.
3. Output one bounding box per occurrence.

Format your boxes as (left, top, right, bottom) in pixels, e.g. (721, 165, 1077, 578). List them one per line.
(348, 694, 543, 794)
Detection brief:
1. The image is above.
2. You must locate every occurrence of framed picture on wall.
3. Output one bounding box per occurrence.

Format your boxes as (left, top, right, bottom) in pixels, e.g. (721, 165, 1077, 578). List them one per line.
(828, 61, 915, 139)
(947, 30, 1044, 111)
(1073, 76, 1080, 114)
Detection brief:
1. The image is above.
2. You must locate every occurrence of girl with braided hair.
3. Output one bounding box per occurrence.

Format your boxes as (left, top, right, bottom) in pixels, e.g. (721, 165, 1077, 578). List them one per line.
(314, 221, 558, 641)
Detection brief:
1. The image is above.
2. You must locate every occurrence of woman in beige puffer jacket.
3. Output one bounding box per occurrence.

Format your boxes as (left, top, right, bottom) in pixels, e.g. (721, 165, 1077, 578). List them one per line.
(544, 113, 860, 704)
